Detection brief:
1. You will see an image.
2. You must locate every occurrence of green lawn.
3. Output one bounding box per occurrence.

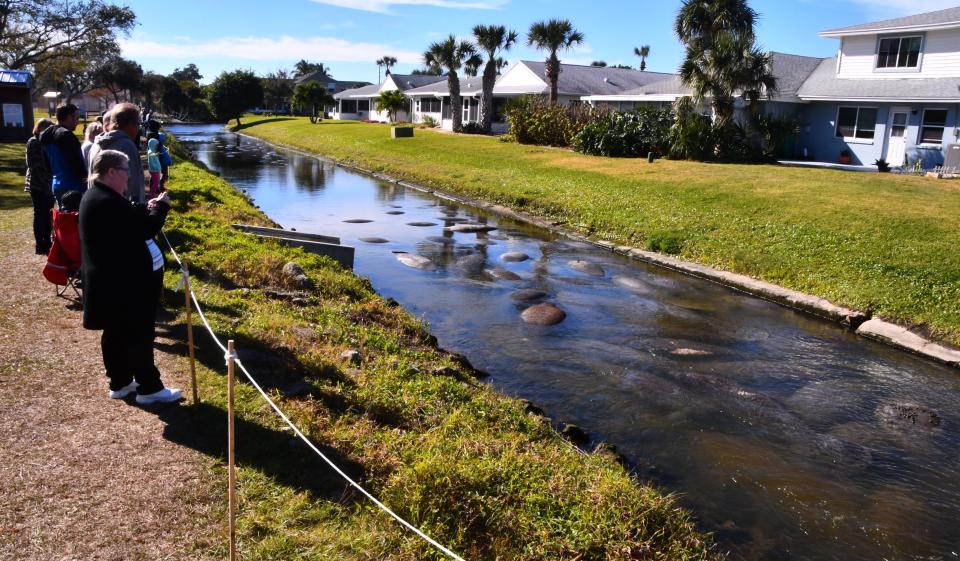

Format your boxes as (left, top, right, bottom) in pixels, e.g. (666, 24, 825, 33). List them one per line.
(238, 117, 960, 347)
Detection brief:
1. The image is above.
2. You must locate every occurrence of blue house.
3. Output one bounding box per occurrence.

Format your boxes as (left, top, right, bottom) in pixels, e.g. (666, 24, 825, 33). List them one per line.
(797, 6, 960, 168)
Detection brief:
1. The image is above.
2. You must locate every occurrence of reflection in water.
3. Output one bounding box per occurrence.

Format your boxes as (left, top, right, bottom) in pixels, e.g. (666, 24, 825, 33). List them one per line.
(170, 124, 960, 561)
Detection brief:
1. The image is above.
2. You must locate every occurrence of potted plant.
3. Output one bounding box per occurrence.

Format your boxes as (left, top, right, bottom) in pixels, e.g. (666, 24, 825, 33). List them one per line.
(839, 149, 851, 165)
(874, 158, 891, 173)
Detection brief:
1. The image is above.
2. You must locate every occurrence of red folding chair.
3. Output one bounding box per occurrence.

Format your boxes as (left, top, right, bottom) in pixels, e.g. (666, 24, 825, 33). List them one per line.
(42, 209, 82, 299)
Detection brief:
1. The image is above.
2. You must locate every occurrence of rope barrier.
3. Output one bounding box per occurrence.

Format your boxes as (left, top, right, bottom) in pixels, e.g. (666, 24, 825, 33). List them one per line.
(159, 231, 467, 561)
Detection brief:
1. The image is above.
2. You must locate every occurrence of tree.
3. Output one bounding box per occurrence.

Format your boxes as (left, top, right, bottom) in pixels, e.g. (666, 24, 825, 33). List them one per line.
(423, 35, 476, 133)
(590, 60, 607, 67)
(31, 41, 117, 102)
(170, 64, 203, 84)
(294, 60, 330, 78)
(0, 0, 135, 69)
(93, 56, 144, 104)
(207, 70, 264, 126)
(262, 69, 294, 112)
(633, 45, 650, 71)
(375, 89, 407, 123)
(675, 0, 776, 125)
(411, 67, 443, 76)
(473, 24, 517, 132)
(376, 55, 397, 82)
(527, 19, 584, 104)
(291, 80, 334, 119)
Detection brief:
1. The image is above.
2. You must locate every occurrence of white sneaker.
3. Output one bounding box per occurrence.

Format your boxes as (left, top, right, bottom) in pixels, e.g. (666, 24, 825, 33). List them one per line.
(109, 379, 140, 399)
(135, 387, 183, 404)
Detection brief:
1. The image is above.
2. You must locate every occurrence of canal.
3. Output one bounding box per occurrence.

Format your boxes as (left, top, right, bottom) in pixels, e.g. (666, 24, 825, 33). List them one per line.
(169, 123, 960, 561)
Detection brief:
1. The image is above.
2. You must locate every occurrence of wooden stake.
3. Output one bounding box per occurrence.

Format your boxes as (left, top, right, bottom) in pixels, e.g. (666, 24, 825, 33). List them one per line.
(227, 339, 237, 561)
(184, 259, 199, 404)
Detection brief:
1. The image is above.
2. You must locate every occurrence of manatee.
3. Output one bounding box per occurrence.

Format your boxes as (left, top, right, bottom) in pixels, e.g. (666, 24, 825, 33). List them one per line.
(487, 267, 522, 281)
(454, 254, 486, 275)
(568, 260, 605, 276)
(510, 289, 549, 302)
(501, 251, 531, 263)
(425, 235, 456, 245)
(406, 221, 438, 227)
(445, 223, 498, 233)
(438, 216, 469, 222)
(521, 303, 567, 325)
(396, 253, 437, 271)
(385, 210, 405, 215)
(359, 237, 389, 244)
(613, 275, 654, 293)
(343, 219, 373, 223)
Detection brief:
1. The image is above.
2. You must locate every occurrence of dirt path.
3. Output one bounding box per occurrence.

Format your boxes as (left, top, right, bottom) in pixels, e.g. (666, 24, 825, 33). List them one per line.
(0, 209, 221, 561)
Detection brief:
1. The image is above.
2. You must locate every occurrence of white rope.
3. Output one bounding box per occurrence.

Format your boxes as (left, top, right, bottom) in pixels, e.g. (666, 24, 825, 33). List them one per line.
(160, 231, 467, 561)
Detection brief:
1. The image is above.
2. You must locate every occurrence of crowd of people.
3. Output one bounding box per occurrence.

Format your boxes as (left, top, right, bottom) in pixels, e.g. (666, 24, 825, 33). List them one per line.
(24, 103, 182, 405)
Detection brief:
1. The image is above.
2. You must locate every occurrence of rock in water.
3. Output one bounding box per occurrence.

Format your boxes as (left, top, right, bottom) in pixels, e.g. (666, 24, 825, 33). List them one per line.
(406, 221, 437, 227)
(510, 289, 548, 301)
(568, 260, 605, 276)
(359, 237, 389, 244)
(396, 253, 438, 271)
(455, 254, 486, 275)
(343, 219, 373, 223)
(501, 251, 530, 262)
(521, 303, 567, 325)
(876, 403, 943, 428)
(488, 267, 521, 281)
(444, 223, 498, 233)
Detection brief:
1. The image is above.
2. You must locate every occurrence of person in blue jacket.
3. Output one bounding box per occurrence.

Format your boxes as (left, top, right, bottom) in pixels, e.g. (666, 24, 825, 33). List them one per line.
(39, 104, 87, 206)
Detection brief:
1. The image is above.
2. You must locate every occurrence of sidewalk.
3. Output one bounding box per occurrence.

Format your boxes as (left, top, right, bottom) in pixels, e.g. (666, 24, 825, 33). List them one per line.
(0, 207, 221, 561)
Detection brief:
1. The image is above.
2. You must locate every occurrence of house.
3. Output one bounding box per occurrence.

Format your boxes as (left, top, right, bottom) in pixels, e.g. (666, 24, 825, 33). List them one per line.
(0, 70, 35, 142)
(293, 71, 369, 96)
(406, 78, 502, 131)
(333, 73, 443, 122)
(796, 6, 960, 167)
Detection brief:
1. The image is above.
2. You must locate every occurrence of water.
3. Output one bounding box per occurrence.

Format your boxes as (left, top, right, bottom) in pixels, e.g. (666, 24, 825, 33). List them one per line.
(169, 123, 960, 561)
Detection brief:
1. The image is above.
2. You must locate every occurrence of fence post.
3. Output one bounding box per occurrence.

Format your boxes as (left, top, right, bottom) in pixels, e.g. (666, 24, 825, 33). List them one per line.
(183, 259, 199, 404)
(227, 339, 237, 561)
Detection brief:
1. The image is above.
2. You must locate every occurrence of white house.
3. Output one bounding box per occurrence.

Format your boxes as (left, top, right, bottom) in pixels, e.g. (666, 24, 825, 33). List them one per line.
(333, 73, 444, 122)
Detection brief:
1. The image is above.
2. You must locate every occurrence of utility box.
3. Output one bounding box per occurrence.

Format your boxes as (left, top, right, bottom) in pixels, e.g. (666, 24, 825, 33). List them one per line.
(944, 144, 960, 170)
(391, 126, 413, 139)
(0, 70, 35, 143)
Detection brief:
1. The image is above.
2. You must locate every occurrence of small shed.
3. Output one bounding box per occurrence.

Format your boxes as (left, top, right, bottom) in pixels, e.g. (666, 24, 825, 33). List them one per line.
(0, 70, 35, 143)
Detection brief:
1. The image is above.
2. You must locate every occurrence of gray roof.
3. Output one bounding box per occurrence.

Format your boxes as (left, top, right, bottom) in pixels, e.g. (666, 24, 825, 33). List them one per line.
(519, 61, 675, 96)
(388, 73, 447, 91)
(767, 52, 830, 101)
(619, 75, 689, 97)
(797, 57, 960, 101)
(821, 6, 960, 36)
(333, 83, 382, 99)
(405, 77, 484, 96)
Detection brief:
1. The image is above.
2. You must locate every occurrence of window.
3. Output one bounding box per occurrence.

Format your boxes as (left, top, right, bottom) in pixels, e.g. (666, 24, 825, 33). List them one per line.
(876, 36, 922, 69)
(341, 100, 357, 113)
(835, 106, 877, 140)
(920, 109, 948, 144)
(357, 99, 369, 111)
(418, 98, 441, 113)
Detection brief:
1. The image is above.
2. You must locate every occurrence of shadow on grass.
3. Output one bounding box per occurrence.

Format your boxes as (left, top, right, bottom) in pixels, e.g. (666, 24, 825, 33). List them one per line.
(147, 400, 364, 502)
(231, 117, 295, 132)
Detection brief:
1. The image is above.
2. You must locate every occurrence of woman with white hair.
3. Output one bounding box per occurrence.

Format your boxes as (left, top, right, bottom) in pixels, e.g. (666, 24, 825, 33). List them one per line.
(79, 149, 181, 404)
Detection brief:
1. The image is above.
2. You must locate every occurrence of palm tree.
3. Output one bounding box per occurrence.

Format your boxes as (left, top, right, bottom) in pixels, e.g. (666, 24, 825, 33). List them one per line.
(375, 89, 407, 123)
(526, 19, 584, 104)
(675, 0, 775, 125)
(377, 55, 398, 83)
(423, 35, 476, 132)
(633, 45, 650, 71)
(590, 60, 607, 67)
(472, 24, 518, 132)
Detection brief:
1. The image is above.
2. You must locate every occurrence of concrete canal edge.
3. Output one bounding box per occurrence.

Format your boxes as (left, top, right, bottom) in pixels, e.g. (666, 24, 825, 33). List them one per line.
(233, 131, 960, 370)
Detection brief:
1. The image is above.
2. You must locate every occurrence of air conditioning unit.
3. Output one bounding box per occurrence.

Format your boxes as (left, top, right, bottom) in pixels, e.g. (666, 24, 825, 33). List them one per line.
(945, 144, 960, 170)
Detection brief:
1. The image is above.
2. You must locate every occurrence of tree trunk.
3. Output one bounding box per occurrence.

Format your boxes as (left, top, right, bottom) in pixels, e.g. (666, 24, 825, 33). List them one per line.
(478, 59, 497, 133)
(449, 72, 462, 132)
(547, 53, 560, 104)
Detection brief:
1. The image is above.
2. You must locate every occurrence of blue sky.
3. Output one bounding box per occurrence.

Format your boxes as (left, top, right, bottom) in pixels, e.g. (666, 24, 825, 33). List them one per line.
(120, 0, 960, 83)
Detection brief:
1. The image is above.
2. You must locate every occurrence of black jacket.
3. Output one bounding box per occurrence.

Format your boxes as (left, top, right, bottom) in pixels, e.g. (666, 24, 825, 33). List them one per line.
(38, 124, 86, 195)
(79, 182, 170, 330)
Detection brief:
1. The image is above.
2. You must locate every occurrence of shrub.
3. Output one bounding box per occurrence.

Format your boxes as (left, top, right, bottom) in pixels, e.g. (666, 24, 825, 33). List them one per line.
(503, 96, 608, 147)
(460, 122, 485, 135)
(419, 115, 439, 128)
(668, 108, 715, 161)
(752, 113, 801, 160)
(573, 107, 674, 157)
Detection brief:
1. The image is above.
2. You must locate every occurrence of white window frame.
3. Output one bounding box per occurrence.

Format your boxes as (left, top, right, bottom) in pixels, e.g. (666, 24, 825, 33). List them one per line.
(835, 106, 878, 144)
(874, 34, 924, 73)
(918, 108, 948, 146)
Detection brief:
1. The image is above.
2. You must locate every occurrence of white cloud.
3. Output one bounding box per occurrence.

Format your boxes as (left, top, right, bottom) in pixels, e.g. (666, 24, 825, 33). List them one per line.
(120, 35, 423, 65)
(846, 0, 959, 18)
(307, 0, 508, 14)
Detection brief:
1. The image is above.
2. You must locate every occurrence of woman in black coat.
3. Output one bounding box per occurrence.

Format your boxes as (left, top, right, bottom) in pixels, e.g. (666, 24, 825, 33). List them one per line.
(79, 149, 182, 404)
(25, 118, 55, 254)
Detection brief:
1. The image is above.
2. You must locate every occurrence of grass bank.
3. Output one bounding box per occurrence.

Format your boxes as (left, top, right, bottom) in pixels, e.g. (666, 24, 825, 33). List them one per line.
(237, 117, 960, 347)
(0, 139, 713, 559)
